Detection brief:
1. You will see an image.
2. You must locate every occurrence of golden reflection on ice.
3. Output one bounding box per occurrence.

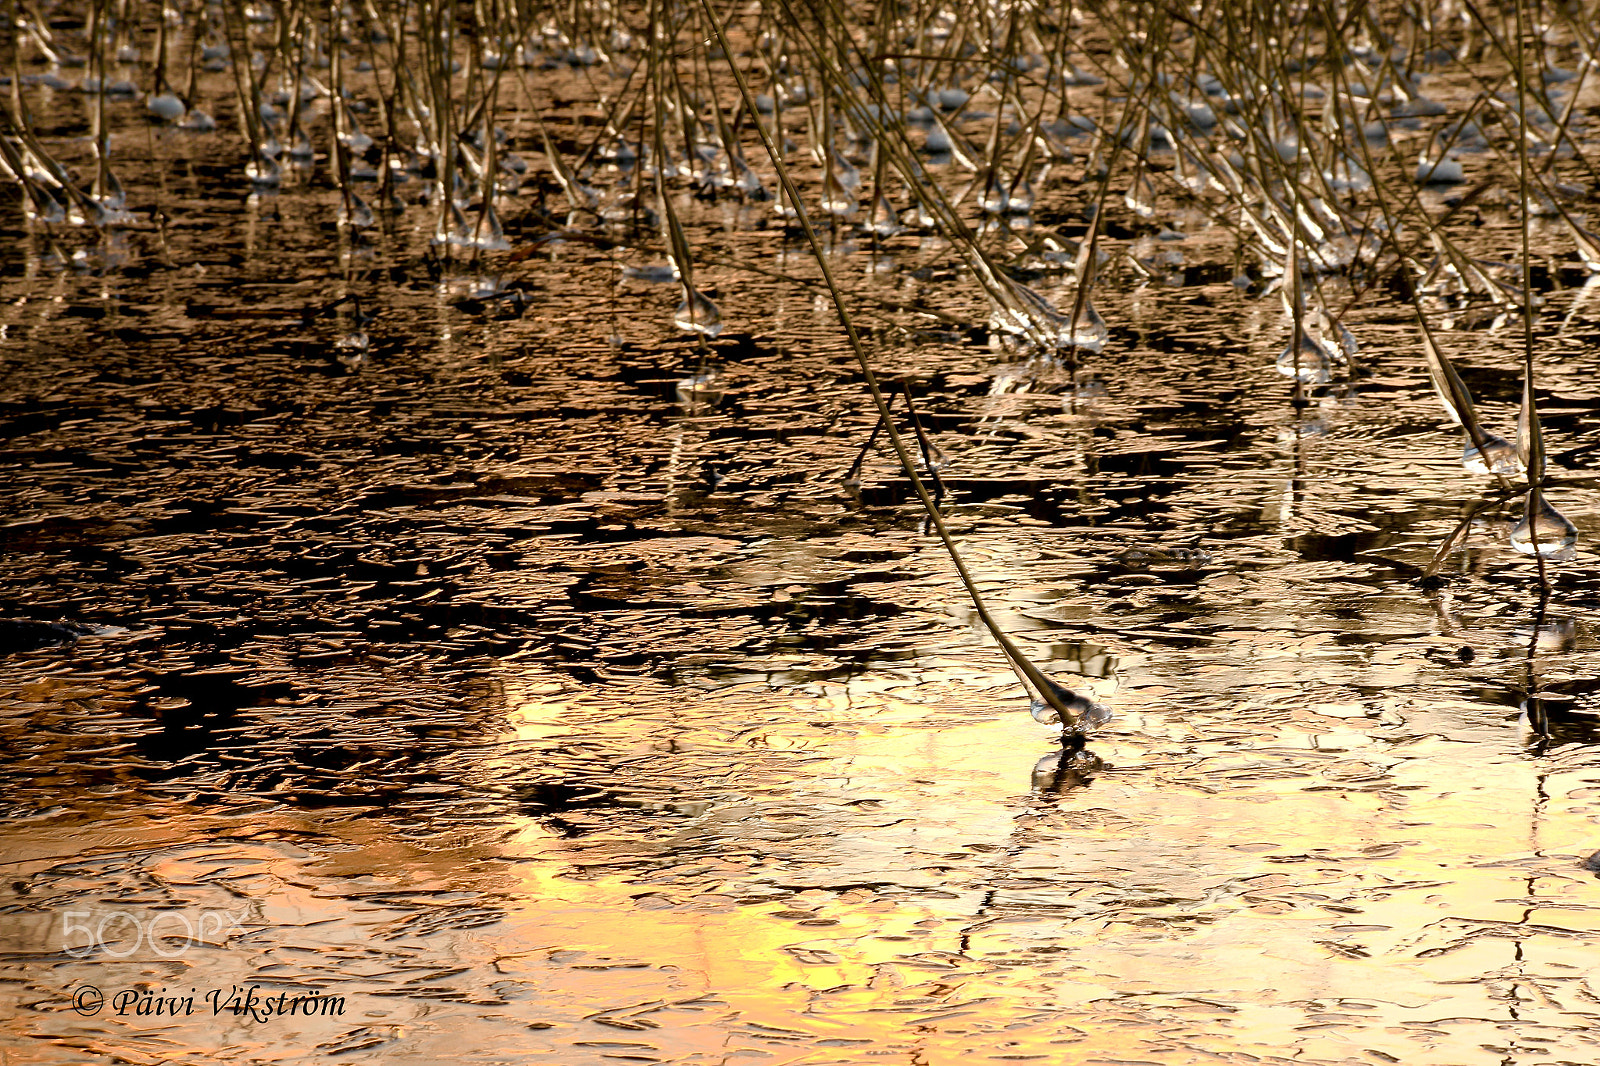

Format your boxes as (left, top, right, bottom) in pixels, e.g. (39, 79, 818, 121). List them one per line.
(459, 660, 1600, 1063)
(6, 643, 1600, 1064)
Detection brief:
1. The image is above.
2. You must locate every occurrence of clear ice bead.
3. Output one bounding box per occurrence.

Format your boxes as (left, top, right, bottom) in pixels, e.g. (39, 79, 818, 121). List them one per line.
(1510, 489, 1577, 559)
(673, 288, 723, 338)
(1462, 432, 1519, 475)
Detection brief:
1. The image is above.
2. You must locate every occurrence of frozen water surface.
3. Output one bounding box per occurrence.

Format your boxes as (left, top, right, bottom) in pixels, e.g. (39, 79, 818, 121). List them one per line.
(4, 15, 1600, 1066)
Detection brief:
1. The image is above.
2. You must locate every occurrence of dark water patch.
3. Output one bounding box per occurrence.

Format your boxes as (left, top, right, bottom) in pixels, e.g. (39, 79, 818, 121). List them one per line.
(0, 619, 96, 653)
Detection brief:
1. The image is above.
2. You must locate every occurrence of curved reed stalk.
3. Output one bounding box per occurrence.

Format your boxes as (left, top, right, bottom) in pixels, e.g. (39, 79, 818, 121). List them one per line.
(695, 0, 1098, 730)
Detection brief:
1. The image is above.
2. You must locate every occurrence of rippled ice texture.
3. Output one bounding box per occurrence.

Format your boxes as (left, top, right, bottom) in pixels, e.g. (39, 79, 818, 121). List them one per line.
(5, 30, 1600, 1066)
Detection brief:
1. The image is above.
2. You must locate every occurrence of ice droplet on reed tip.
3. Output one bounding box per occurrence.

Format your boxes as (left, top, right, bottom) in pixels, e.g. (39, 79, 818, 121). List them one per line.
(673, 288, 723, 338)
(867, 192, 904, 237)
(1462, 431, 1519, 476)
(1510, 489, 1577, 559)
(1029, 681, 1111, 731)
(1276, 331, 1335, 384)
